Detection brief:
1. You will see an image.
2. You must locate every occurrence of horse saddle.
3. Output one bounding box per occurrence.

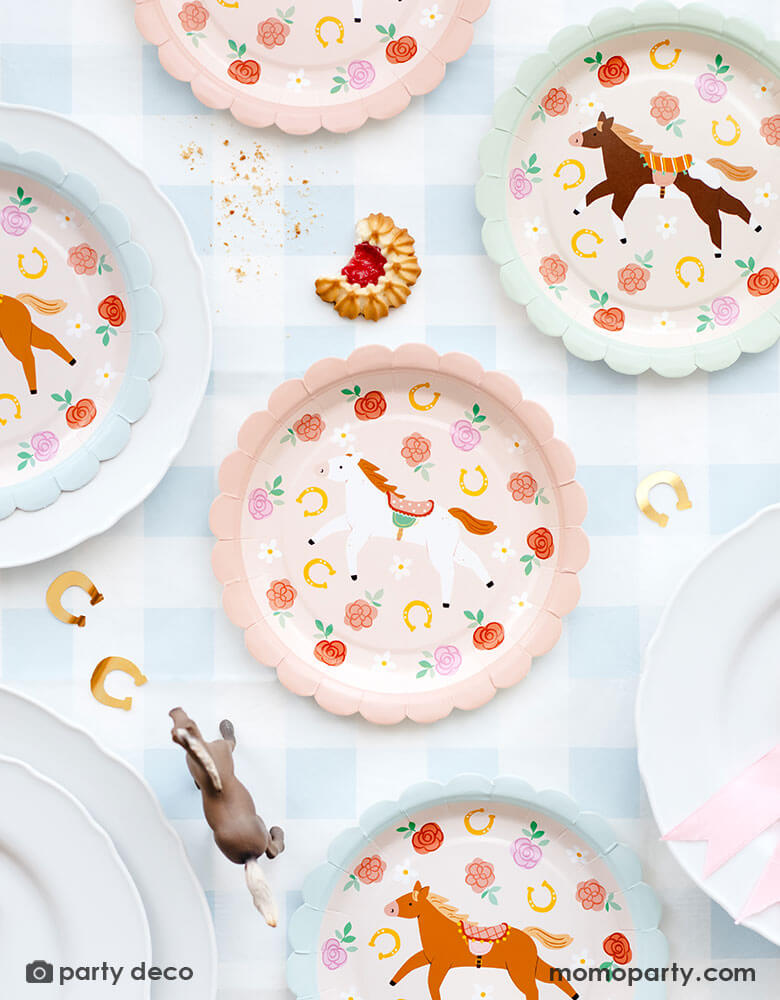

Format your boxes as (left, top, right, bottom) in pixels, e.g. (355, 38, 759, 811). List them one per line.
(460, 921, 510, 956)
(643, 151, 694, 195)
(386, 490, 434, 538)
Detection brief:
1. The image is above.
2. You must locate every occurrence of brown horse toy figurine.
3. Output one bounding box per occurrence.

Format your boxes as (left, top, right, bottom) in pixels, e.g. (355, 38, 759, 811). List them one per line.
(170, 708, 285, 927)
(570, 111, 759, 256)
(384, 881, 579, 1000)
(0, 293, 75, 394)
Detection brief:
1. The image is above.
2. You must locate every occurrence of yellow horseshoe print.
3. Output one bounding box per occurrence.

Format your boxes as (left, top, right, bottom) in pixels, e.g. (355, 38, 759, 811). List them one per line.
(369, 928, 401, 960)
(571, 229, 603, 259)
(315, 16, 345, 47)
(553, 159, 586, 190)
(303, 558, 336, 589)
(0, 393, 21, 427)
(408, 382, 441, 411)
(403, 600, 432, 632)
(216, 0, 239, 7)
(464, 808, 496, 836)
(527, 880, 557, 913)
(459, 466, 488, 497)
(712, 115, 741, 146)
(649, 39, 682, 69)
(296, 487, 328, 517)
(17, 246, 48, 279)
(675, 256, 705, 288)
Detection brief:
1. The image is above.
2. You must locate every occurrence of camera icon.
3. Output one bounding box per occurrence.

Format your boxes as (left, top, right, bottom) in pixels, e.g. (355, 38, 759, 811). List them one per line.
(26, 961, 54, 984)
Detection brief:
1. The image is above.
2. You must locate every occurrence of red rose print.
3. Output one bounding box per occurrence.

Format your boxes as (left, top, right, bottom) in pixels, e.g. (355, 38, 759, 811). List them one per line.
(228, 59, 261, 85)
(98, 295, 127, 327)
(473, 622, 505, 651)
(541, 86, 572, 117)
(314, 639, 347, 666)
(178, 1, 209, 32)
(386, 35, 417, 64)
(593, 307, 625, 332)
(747, 266, 779, 297)
(760, 114, 780, 146)
(344, 599, 378, 631)
(617, 263, 650, 295)
(603, 932, 632, 965)
(465, 858, 495, 892)
(411, 822, 444, 855)
(65, 398, 97, 429)
(598, 55, 630, 87)
(257, 17, 290, 48)
(539, 254, 568, 286)
(354, 390, 387, 421)
(527, 527, 554, 560)
(293, 413, 325, 442)
(401, 432, 431, 467)
(576, 879, 607, 911)
(266, 578, 296, 611)
(354, 855, 386, 884)
(507, 471, 537, 503)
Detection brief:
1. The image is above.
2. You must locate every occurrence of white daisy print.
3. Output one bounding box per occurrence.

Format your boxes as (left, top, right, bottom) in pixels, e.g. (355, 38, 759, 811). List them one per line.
(287, 69, 311, 90)
(257, 539, 282, 563)
(392, 859, 419, 883)
(577, 92, 603, 118)
(372, 651, 397, 672)
(656, 216, 677, 239)
(472, 986, 495, 1000)
(95, 362, 117, 386)
(566, 845, 591, 864)
(340, 992, 363, 1000)
(754, 182, 777, 206)
(524, 216, 547, 242)
(492, 537, 516, 563)
(57, 210, 75, 229)
(506, 437, 527, 453)
(653, 312, 675, 334)
(754, 78, 773, 100)
(389, 555, 412, 580)
(66, 314, 90, 338)
(509, 592, 531, 615)
(571, 947, 590, 969)
(420, 4, 442, 25)
(330, 424, 355, 445)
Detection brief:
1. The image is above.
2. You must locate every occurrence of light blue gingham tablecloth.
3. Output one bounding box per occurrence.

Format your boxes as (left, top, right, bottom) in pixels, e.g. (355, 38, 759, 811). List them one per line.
(0, 0, 779, 996)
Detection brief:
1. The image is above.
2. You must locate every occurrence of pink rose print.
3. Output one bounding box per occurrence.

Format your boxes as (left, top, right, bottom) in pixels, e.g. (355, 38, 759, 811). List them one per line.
(30, 430, 59, 462)
(540, 86, 572, 117)
(649, 91, 680, 125)
(344, 598, 378, 631)
(539, 254, 567, 286)
(576, 878, 607, 911)
(68, 243, 98, 276)
(617, 262, 650, 295)
(257, 16, 290, 48)
(401, 432, 431, 467)
(433, 645, 462, 676)
(178, 1, 209, 32)
(321, 938, 348, 970)
(507, 471, 537, 503)
(465, 858, 495, 892)
(348, 60, 376, 90)
(760, 114, 780, 146)
(0, 205, 31, 237)
(711, 295, 740, 326)
(511, 837, 543, 869)
(695, 72, 727, 103)
(247, 487, 273, 520)
(509, 167, 533, 201)
(450, 419, 481, 451)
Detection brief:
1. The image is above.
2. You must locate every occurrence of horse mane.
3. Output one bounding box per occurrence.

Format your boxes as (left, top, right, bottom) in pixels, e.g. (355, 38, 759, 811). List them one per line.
(357, 458, 405, 499)
(428, 892, 468, 923)
(611, 122, 653, 157)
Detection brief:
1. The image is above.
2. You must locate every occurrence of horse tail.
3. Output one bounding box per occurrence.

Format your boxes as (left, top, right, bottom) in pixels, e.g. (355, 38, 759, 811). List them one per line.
(707, 158, 757, 182)
(245, 858, 277, 927)
(523, 926, 574, 950)
(16, 294, 67, 315)
(448, 507, 496, 535)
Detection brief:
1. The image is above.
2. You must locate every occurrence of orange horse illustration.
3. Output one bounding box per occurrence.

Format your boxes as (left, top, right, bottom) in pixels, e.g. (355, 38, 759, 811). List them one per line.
(385, 882, 580, 999)
(0, 293, 74, 394)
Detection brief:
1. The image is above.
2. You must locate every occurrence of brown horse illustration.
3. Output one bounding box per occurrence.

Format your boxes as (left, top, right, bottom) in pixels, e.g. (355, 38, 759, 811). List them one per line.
(0, 293, 74, 394)
(385, 882, 579, 1000)
(570, 111, 759, 256)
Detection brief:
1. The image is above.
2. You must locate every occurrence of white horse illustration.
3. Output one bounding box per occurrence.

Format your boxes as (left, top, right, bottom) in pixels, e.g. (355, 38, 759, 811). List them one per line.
(308, 454, 496, 607)
(352, 0, 404, 22)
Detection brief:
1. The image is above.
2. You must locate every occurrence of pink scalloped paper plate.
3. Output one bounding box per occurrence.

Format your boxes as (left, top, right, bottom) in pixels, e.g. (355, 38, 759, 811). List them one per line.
(135, 0, 490, 135)
(210, 345, 587, 725)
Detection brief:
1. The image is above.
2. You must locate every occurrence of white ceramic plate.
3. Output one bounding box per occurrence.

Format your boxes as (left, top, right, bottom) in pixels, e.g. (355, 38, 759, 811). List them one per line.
(637, 504, 780, 945)
(0, 687, 218, 998)
(0, 756, 151, 997)
(0, 104, 211, 567)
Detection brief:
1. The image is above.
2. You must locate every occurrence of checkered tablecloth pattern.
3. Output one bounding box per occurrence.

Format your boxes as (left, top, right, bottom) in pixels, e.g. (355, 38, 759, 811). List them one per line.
(1, 0, 780, 996)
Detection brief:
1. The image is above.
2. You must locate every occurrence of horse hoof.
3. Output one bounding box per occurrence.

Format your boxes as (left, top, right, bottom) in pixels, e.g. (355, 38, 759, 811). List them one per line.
(715, 252, 722, 259)
(620, 237, 627, 245)
(351, 574, 357, 581)
(30, 389, 37, 395)
(308, 538, 315, 546)
(573, 208, 580, 216)
(755, 224, 763, 233)
(486, 580, 494, 588)
(69, 358, 77, 366)
(443, 602, 450, 609)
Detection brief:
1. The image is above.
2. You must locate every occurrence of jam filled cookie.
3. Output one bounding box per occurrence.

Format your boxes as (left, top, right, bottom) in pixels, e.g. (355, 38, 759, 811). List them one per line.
(315, 213, 421, 321)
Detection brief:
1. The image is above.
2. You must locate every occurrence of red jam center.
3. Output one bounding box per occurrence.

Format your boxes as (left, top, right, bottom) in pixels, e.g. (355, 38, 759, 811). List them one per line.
(342, 242, 387, 287)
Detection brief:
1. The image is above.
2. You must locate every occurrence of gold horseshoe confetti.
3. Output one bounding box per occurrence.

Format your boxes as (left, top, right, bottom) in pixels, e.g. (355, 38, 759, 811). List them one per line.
(17, 246, 48, 279)
(0, 393, 21, 427)
(464, 808, 496, 836)
(554, 159, 586, 190)
(527, 880, 557, 913)
(403, 600, 432, 632)
(675, 255, 705, 288)
(459, 466, 488, 497)
(635, 470, 693, 528)
(296, 487, 329, 517)
(649, 39, 682, 69)
(712, 115, 741, 146)
(90, 656, 148, 712)
(408, 382, 441, 411)
(46, 571, 104, 628)
(315, 16, 345, 47)
(571, 228, 603, 259)
(303, 558, 336, 589)
(368, 928, 401, 960)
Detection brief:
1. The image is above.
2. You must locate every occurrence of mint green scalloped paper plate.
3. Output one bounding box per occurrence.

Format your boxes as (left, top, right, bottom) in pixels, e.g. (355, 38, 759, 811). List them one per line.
(478, 1, 780, 377)
(289, 775, 668, 998)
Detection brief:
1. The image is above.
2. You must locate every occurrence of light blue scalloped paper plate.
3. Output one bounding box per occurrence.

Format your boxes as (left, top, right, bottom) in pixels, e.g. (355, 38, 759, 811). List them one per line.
(0, 143, 162, 517)
(289, 775, 668, 998)
(478, 1, 780, 377)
